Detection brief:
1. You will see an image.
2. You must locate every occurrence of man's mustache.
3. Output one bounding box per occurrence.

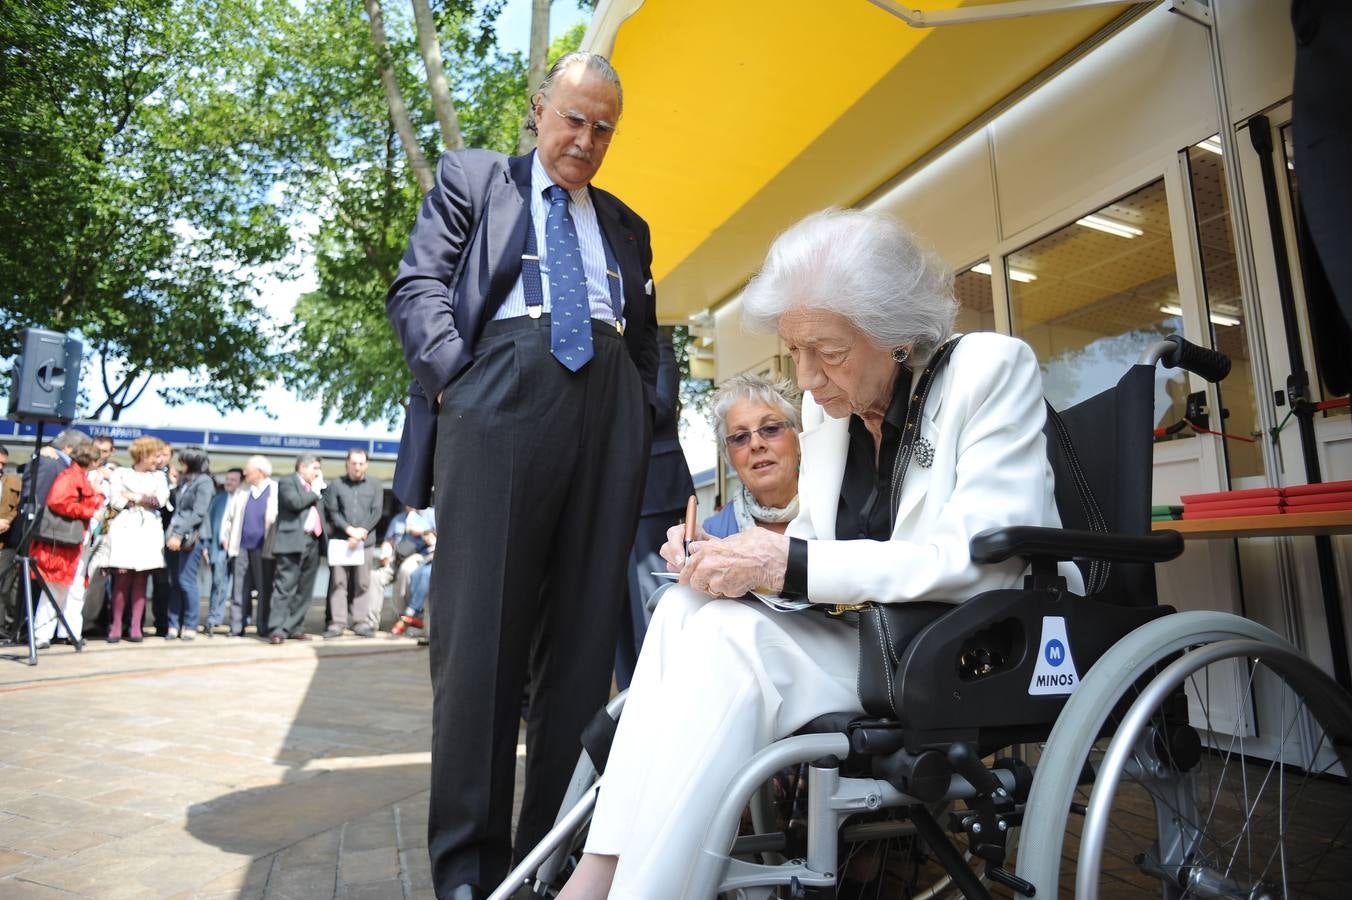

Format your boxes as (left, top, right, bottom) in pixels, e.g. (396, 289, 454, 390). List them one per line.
(563, 146, 593, 163)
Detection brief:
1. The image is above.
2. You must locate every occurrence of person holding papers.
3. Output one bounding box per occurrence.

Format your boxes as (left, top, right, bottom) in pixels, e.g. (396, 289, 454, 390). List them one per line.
(324, 447, 383, 638)
(558, 209, 1078, 900)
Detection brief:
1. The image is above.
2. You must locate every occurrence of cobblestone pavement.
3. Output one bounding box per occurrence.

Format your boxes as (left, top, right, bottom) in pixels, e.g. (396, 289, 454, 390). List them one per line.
(0, 612, 464, 900)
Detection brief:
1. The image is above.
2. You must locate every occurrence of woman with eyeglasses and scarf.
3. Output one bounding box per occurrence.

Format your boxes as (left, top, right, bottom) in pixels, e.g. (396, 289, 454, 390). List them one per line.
(701, 374, 802, 540)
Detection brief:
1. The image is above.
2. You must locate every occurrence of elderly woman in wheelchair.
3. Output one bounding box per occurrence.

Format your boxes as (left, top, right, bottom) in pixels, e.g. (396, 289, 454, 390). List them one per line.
(559, 206, 1078, 898)
(534, 208, 1352, 900)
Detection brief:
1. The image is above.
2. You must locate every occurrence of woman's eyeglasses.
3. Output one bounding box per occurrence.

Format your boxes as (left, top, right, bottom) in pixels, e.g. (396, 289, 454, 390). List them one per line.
(724, 421, 792, 449)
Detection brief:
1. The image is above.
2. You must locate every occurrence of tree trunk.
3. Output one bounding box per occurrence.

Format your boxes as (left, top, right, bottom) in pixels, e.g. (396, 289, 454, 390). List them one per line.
(363, 0, 434, 194)
(518, 0, 552, 154)
(409, 0, 464, 151)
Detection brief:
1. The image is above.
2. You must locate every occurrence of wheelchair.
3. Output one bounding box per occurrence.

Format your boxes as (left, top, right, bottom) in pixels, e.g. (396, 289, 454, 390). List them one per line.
(491, 335, 1352, 899)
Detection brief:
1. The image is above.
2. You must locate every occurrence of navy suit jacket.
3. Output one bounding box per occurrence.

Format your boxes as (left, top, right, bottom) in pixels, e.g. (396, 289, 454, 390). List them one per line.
(639, 332, 694, 517)
(386, 150, 659, 507)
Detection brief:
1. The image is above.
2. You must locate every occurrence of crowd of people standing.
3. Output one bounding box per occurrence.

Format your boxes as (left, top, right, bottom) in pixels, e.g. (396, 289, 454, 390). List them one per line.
(0, 434, 436, 648)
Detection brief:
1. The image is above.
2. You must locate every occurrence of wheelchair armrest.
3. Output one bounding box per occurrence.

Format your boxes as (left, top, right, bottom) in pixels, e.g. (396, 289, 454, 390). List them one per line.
(970, 525, 1183, 565)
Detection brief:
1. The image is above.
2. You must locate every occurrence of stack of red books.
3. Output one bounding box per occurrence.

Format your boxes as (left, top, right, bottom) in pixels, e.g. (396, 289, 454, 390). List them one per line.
(1281, 479, 1352, 513)
(1180, 487, 1283, 519)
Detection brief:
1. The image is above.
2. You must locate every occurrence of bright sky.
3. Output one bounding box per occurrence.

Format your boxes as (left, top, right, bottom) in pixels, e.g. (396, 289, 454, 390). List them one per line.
(120, 0, 593, 443)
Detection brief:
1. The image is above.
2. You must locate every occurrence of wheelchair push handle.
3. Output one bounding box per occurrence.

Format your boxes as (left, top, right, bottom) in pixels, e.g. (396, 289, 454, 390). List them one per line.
(1140, 334, 1231, 383)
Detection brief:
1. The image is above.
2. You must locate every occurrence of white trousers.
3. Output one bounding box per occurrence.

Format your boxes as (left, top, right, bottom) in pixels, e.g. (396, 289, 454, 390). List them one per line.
(34, 582, 76, 643)
(585, 586, 862, 900)
(367, 553, 424, 629)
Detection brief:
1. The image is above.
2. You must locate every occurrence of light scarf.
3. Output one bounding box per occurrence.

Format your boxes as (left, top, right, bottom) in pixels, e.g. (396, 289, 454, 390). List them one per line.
(732, 481, 800, 534)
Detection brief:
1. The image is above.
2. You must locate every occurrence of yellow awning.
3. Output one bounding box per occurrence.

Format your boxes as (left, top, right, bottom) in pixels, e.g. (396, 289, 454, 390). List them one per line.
(589, 0, 1131, 321)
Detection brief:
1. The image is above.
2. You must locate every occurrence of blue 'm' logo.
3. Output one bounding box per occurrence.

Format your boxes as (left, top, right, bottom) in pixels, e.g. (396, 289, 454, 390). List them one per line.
(1045, 639, 1065, 667)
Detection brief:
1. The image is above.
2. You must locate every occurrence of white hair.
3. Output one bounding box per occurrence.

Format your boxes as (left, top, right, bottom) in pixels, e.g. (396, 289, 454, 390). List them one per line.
(245, 454, 272, 477)
(711, 372, 801, 467)
(741, 208, 958, 357)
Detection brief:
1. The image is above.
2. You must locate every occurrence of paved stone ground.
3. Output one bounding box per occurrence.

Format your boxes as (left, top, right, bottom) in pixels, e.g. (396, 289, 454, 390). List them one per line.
(0, 603, 484, 900)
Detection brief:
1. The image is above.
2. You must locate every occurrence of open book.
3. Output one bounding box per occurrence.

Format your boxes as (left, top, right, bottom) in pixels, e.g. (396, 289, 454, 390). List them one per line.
(651, 572, 811, 612)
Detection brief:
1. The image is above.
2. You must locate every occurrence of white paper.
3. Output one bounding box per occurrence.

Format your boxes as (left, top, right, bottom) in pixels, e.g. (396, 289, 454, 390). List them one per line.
(650, 572, 811, 612)
(328, 539, 366, 567)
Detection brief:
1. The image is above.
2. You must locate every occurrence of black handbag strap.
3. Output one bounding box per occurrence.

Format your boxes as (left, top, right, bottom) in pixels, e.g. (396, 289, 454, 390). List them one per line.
(887, 335, 963, 532)
(1043, 400, 1110, 595)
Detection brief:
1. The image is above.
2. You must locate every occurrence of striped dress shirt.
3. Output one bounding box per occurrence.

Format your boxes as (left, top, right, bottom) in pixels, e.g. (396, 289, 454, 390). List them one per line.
(493, 153, 625, 325)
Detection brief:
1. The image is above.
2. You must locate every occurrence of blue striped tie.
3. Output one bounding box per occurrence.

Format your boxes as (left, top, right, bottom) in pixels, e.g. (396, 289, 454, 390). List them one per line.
(545, 185, 593, 371)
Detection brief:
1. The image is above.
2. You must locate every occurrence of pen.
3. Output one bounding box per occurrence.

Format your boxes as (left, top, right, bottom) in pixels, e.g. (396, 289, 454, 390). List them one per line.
(683, 494, 697, 561)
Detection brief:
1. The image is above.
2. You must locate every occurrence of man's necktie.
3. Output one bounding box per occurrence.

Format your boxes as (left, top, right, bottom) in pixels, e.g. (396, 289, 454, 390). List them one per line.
(545, 185, 593, 371)
(302, 482, 322, 537)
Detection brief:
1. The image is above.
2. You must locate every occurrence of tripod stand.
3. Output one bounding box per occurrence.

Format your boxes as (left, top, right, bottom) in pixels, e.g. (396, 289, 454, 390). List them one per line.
(4, 421, 84, 666)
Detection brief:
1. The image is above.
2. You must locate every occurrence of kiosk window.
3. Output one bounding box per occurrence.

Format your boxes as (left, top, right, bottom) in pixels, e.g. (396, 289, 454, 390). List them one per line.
(955, 262, 996, 334)
(1006, 179, 1190, 437)
(1185, 138, 1263, 479)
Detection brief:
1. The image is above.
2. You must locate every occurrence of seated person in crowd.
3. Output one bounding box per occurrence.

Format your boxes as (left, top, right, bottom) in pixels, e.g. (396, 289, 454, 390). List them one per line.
(557, 208, 1079, 899)
(370, 505, 434, 631)
(390, 524, 436, 636)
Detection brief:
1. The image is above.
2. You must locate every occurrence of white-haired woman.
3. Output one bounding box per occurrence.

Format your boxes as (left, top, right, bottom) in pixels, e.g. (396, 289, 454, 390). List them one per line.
(558, 208, 1080, 899)
(699, 373, 802, 540)
(218, 454, 278, 636)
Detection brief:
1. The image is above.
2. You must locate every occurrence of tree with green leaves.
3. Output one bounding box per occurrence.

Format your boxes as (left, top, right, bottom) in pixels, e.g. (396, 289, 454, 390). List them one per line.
(0, 0, 298, 419)
(286, 14, 587, 425)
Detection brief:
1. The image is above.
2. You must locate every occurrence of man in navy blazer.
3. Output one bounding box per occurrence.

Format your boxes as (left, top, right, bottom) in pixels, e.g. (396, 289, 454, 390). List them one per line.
(386, 52, 657, 900)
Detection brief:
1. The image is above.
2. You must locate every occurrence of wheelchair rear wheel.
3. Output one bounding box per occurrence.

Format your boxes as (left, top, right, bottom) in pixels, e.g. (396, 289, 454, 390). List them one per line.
(1016, 605, 1352, 891)
(1074, 638, 1352, 899)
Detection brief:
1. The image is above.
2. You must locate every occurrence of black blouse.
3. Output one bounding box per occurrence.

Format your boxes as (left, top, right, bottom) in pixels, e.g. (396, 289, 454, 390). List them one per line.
(782, 366, 911, 597)
(836, 365, 912, 541)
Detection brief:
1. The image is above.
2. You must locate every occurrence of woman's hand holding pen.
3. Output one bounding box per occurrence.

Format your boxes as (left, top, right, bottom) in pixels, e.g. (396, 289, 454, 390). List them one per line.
(659, 522, 792, 600)
(683, 529, 791, 599)
(660, 521, 708, 571)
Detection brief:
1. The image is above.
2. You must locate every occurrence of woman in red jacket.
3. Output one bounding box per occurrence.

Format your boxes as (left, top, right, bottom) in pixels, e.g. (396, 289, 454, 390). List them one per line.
(32, 443, 105, 646)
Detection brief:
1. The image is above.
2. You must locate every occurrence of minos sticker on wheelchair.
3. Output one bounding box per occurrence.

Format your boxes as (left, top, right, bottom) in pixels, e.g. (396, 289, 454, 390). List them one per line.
(1028, 615, 1081, 695)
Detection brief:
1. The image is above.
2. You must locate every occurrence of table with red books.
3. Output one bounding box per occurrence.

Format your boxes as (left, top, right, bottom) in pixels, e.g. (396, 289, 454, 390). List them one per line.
(1151, 481, 1352, 539)
(1153, 509, 1352, 540)
(1152, 480, 1352, 692)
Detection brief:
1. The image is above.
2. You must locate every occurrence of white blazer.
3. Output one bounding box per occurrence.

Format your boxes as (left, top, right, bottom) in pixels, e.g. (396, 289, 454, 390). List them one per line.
(787, 332, 1083, 606)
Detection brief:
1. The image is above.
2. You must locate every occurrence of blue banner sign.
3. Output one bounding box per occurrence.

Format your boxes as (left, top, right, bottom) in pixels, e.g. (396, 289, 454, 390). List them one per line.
(208, 431, 368, 454)
(5, 420, 208, 445)
(0, 419, 400, 458)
